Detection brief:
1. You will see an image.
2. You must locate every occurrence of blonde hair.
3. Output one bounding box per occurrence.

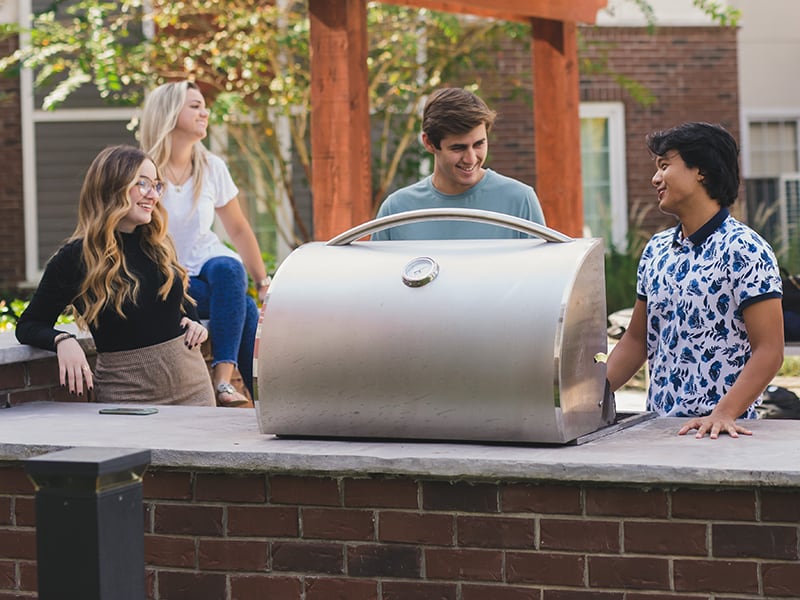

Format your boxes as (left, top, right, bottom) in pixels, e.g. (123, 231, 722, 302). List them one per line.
(139, 80, 208, 206)
(70, 145, 192, 328)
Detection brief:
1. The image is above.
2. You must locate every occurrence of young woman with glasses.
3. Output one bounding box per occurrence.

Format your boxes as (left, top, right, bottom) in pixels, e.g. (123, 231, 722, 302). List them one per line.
(16, 145, 215, 406)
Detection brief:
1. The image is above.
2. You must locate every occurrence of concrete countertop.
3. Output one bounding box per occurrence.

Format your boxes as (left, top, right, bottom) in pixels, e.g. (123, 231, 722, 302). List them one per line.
(2, 401, 800, 487)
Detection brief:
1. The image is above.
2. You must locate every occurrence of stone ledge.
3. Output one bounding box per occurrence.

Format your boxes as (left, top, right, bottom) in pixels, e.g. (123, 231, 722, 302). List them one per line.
(2, 401, 800, 487)
(0, 325, 95, 365)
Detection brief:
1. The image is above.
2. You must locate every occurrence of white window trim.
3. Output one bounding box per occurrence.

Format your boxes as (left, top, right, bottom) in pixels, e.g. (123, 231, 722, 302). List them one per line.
(777, 172, 800, 257)
(19, 0, 37, 285)
(19, 0, 139, 284)
(32, 107, 137, 122)
(579, 101, 628, 250)
(740, 108, 800, 178)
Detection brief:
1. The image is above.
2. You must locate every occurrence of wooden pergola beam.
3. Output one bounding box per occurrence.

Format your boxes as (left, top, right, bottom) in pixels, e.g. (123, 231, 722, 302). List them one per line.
(381, 0, 608, 24)
(308, 0, 608, 240)
(531, 17, 583, 237)
(308, 0, 373, 241)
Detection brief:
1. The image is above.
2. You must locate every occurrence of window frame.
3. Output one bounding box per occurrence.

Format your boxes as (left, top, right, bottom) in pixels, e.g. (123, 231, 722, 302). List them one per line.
(741, 111, 800, 179)
(741, 111, 800, 259)
(579, 101, 628, 250)
(19, 0, 138, 283)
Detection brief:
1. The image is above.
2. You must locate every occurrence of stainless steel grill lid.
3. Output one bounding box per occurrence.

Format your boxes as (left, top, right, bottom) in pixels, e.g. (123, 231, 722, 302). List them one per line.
(254, 208, 610, 444)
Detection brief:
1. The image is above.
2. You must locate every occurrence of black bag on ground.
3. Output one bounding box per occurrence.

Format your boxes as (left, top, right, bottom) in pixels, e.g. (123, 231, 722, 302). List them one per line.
(757, 385, 800, 419)
(783, 272, 800, 313)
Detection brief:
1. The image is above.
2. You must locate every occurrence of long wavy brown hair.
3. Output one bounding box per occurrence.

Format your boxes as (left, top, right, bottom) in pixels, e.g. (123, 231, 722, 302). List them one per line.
(69, 145, 192, 328)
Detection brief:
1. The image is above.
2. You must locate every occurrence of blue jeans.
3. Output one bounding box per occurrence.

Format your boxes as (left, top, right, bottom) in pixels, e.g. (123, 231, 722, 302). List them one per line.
(190, 256, 259, 396)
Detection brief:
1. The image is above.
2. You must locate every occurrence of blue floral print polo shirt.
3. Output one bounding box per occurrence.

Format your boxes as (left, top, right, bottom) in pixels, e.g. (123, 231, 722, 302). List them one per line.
(636, 209, 782, 418)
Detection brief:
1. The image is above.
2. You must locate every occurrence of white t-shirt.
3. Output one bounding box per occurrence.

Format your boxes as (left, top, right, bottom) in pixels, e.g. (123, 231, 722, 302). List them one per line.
(162, 153, 242, 276)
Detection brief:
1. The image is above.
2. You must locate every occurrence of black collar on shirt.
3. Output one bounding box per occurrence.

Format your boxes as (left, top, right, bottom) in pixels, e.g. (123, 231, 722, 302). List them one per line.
(671, 207, 729, 247)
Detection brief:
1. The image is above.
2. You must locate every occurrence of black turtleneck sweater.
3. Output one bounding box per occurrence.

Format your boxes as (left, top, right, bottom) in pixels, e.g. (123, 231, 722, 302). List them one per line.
(16, 229, 198, 353)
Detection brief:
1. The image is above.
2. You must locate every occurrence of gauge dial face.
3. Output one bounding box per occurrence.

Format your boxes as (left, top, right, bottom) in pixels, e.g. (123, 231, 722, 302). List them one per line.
(402, 256, 439, 287)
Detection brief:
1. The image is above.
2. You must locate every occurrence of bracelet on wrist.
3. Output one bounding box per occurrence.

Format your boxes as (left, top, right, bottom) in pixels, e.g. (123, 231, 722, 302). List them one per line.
(54, 333, 77, 348)
(257, 276, 272, 290)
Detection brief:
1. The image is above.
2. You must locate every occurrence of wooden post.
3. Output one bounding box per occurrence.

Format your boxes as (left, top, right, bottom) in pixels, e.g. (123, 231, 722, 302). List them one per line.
(530, 17, 584, 237)
(308, 0, 373, 241)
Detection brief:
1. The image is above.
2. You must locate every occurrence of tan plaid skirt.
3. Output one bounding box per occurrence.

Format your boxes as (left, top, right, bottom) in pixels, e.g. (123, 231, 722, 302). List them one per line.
(93, 335, 214, 406)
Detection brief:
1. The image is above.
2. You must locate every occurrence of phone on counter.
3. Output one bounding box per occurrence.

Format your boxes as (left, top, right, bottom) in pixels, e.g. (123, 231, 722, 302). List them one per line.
(98, 407, 159, 416)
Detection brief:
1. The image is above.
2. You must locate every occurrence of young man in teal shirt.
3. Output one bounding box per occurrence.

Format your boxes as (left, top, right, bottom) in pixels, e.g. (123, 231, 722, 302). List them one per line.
(372, 88, 545, 240)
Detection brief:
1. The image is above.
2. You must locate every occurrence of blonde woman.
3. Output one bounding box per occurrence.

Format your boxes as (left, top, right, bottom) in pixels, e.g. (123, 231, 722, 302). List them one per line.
(140, 80, 268, 407)
(16, 145, 215, 406)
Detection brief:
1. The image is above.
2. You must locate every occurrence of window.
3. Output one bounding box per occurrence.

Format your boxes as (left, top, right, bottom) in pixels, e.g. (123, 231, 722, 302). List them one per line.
(20, 0, 139, 281)
(742, 117, 800, 264)
(747, 120, 798, 177)
(579, 102, 628, 251)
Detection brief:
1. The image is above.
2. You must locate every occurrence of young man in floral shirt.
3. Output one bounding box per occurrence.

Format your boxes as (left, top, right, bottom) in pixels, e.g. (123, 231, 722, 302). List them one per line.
(607, 122, 783, 439)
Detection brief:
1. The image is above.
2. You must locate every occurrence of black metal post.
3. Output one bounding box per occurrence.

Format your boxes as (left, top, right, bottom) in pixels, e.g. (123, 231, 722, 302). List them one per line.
(25, 447, 151, 600)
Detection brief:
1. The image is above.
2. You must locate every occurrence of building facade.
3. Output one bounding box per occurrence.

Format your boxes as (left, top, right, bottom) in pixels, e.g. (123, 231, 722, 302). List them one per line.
(1, 0, 798, 291)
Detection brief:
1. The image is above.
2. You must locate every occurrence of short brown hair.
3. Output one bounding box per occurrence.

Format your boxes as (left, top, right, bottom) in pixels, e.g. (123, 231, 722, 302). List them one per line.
(422, 88, 497, 149)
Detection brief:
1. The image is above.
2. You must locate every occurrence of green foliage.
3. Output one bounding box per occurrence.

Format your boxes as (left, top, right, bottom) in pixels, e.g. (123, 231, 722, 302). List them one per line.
(0, 0, 144, 108)
(0, 0, 743, 252)
(604, 210, 651, 315)
(0, 298, 29, 331)
(0, 296, 74, 332)
(691, 0, 741, 26)
(0, 0, 527, 247)
(604, 246, 640, 316)
(601, 0, 739, 32)
(778, 357, 800, 377)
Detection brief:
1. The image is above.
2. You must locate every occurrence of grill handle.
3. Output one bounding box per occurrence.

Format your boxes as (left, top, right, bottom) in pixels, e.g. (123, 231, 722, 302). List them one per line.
(327, 208, 573, 245)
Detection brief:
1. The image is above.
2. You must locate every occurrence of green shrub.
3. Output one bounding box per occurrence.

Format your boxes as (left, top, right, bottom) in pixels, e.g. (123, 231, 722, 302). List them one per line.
(605, 245, 640, 315)
(0, 297, 75, 332)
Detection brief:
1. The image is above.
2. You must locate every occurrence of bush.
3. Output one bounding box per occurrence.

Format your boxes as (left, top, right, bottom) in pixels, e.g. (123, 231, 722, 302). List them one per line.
(0, 293, 74, 332)
(605, 245, 640, 315)
(0, 297, 29, 332)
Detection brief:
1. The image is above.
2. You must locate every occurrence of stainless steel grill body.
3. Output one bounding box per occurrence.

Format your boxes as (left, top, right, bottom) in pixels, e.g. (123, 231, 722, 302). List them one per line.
(255, 209, 610, 444)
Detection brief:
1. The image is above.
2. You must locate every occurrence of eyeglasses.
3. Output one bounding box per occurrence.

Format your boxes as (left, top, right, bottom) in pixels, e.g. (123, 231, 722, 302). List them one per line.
(136, 177, 165, 198)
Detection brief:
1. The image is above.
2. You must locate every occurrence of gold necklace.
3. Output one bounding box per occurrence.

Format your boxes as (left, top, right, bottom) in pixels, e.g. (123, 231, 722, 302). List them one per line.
(167, 162, 192, 192)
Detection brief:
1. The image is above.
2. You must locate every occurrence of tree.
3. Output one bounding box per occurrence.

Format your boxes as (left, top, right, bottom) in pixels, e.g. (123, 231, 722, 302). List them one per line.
(0, 0, 739, 248)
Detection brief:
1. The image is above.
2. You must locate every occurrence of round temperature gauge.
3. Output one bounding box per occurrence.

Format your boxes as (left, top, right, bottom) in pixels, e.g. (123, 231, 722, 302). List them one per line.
(402, 256, 439, 287)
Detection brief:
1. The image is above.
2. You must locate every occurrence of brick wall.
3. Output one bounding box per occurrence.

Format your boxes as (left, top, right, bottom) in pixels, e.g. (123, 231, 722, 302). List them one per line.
(579, 25, 740, 235)
(479, 35, 537, 192)
(0, 355, 83, 407)
(2, 465, 799, 599)
(0, 36, 25, 290)
(475, 25, 740, 236)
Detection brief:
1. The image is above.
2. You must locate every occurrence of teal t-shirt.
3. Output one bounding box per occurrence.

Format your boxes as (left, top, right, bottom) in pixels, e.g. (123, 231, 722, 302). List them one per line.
(371, 169, 546, 240)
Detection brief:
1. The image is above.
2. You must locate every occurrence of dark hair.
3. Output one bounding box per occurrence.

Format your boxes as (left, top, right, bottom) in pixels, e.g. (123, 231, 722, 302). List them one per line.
(646, 122, 740, 207)
(422, 88, 497, 149)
